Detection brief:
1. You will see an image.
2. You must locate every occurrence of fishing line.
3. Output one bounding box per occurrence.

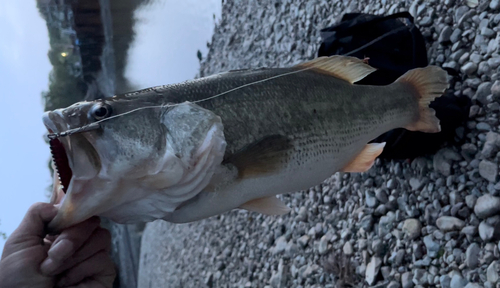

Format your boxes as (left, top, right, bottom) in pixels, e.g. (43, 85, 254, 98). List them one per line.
(47, 105, 171, 139)
(48, 66, 316, 139)
(49, 18, 408, 140)
(344, 26, 408, 57)
(189, 67, 313, 105)
(48, 32, 401, 141)
(49, 12, 413, 139)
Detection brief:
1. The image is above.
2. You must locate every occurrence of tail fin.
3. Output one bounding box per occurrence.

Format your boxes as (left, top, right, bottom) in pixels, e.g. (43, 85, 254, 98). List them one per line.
(396, 66, 449, 133)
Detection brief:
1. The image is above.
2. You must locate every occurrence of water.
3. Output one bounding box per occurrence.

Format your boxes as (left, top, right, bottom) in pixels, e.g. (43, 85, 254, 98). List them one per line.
(126, 0, 222, 89)
(100, 0, 222, 95)
(41, 0, 222, 104)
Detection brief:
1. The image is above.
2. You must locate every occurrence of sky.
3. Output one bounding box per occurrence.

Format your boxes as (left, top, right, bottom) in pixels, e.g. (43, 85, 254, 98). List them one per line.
(0, 1, 53, 254)
(0, 0, 221, 255)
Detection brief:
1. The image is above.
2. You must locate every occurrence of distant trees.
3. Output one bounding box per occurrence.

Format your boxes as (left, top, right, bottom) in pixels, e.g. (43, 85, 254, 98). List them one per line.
(42, 58, 87, 112)
(37, 0, 156, 110)
(37, 3, 88, 112)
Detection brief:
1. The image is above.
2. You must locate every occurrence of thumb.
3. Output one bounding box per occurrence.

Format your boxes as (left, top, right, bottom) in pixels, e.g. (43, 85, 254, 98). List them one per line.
(2, 203, 57, 257)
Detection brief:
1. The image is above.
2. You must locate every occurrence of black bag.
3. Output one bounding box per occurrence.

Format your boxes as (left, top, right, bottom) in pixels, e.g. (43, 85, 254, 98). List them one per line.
(318, 12, 471, 160)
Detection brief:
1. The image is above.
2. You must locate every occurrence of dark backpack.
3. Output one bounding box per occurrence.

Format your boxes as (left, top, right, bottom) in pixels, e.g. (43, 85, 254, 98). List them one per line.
(318, 12, 471, 160)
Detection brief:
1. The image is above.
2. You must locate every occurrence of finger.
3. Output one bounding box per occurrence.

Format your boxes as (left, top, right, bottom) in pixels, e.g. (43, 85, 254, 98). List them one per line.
(40, 216, 101, 275)
(2, 202, 57, 259)
(56, 250, 116, 288)
(13, 202, 57, 239)
(50, 227, 112, 276)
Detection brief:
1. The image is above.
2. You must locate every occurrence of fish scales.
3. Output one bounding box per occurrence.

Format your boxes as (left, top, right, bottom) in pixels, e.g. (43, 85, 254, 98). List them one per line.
(119, 68, 418, 172)
(128, 71, 398, 143)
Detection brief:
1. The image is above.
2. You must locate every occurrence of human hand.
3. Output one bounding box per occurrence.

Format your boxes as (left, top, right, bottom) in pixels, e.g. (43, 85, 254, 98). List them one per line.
(0, 202, 116, 288)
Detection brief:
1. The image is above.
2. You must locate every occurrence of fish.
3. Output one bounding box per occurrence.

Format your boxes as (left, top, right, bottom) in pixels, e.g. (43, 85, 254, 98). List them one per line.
(43, 55, 449, 232)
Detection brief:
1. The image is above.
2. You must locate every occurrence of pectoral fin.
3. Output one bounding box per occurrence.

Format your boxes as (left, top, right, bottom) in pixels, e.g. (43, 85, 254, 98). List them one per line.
(341, 143, 386, 172)
(239, 196, 291, 215)
(223, 134, 293, 179)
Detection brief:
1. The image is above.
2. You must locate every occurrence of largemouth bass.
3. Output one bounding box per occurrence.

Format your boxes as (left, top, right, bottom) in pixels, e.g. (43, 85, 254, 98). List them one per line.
(43, 56, 448, 231)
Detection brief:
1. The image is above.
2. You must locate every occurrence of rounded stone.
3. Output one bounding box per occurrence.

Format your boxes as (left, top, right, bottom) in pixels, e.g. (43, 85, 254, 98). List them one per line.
(402, 219, 422, 240)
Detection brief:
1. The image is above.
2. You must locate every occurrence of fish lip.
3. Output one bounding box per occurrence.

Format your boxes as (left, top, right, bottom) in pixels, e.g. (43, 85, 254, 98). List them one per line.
(43, 111, 63, 137)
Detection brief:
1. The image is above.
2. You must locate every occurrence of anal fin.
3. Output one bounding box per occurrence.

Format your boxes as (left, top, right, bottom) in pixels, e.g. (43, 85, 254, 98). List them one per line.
(342, 143, 386, 172)
(239, 196, 291, 215)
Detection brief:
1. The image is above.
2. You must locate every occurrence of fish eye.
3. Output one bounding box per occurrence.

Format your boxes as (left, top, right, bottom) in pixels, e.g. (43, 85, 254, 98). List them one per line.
(89, 103, 112, 121)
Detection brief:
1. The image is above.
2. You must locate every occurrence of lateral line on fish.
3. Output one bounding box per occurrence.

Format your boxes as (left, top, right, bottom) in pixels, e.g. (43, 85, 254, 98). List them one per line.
(47, 66, 316, 139)
(189, 67, 314, 104)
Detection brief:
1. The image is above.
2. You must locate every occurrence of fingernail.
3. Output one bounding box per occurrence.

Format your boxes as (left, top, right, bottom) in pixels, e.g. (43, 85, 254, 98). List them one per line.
(48, 239, 73, 261)
(40, 258, 57, 276)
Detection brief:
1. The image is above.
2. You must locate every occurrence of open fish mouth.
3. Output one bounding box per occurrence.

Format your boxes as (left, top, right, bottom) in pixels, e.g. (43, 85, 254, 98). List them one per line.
(49, 136, 72, 194)
(43, 111, 75, 200)
(43, 111, 104, 231)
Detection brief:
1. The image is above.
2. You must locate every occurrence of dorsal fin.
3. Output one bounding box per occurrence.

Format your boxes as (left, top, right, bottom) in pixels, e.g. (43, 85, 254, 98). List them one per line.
(294, 55, 377, 84)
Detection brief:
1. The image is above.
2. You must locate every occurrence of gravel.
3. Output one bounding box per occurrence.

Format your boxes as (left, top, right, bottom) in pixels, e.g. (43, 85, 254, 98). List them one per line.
(137, 0, 500, 287)
(482, 132, 500, 158)
(474, 194, 500, 218)
(317, 235, 329, 255)
(474, 81, 493, 105)
(437, 216, 466, 231)
(441, 275, 452, 288)
(365, 256, 382, 285)
(462, 62, 479, 75)
(465, 242, 481, 268)
(401, 271, 414, 288)
(491, 0, 500, 10)
(440, 26, 454, 43)
(479, 220, 500, 242)
(491, 80, 500, 98)
(479, 160, 499, 182)
(451, 274, 468, 288)
(402, 218, 422, 240)
(487, 261, 499, 283)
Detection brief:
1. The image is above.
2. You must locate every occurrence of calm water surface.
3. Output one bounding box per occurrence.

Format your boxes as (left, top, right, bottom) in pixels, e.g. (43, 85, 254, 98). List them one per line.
(126, 0, 222, 89)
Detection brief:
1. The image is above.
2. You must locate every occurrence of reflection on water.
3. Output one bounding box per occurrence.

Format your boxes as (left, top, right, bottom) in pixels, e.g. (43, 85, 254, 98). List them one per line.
(126, 0, 221, 90)
(38, 0, 221, 111)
